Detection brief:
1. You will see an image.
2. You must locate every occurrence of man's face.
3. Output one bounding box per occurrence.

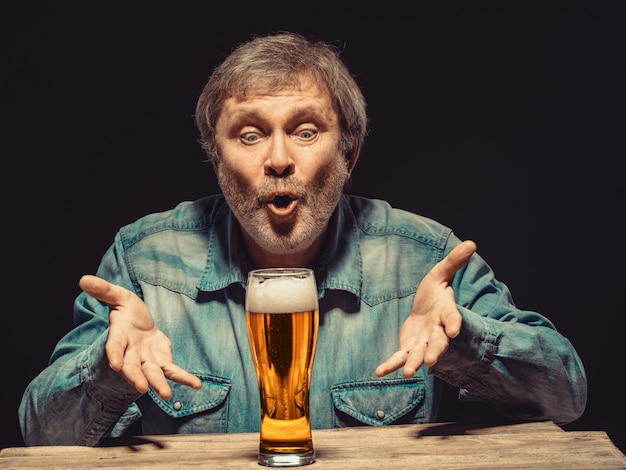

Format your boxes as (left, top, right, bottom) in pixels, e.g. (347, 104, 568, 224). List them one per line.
(214, 76, 349, 265)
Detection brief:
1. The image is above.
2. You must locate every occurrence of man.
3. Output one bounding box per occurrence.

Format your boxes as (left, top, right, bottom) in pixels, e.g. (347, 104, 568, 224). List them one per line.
(19, 32, 587, 446)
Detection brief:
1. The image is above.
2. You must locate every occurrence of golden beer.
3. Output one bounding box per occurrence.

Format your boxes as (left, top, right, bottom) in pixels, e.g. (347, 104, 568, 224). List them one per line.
(246, 268, 319, 467)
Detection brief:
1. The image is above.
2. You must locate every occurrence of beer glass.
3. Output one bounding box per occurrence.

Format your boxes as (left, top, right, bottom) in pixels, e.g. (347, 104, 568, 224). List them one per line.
(246, 268, 319, 467)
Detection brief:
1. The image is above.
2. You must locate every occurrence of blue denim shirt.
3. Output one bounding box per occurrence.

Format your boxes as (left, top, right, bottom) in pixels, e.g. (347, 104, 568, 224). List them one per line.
(19, 194, 587, 445)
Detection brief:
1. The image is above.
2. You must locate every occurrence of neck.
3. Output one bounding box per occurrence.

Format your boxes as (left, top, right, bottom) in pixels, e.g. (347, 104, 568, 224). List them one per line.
(240, 229, 326, 270)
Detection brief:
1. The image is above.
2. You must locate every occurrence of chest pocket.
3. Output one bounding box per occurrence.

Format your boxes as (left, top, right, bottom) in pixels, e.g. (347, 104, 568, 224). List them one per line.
(331, 377, 425, 427)
(143, 374, 231, 434)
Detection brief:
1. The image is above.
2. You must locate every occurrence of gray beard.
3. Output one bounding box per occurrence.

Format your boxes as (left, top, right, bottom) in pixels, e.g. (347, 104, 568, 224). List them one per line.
(216, 155, 348, 256)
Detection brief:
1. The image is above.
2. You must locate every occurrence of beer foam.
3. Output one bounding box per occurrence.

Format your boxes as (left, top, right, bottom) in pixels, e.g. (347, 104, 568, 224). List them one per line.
(247, 274, 318, 313)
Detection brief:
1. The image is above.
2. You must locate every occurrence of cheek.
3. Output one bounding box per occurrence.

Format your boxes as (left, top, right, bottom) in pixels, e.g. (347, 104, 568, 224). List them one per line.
(218, 154, 259, 184)
(217, 161, 251, 197)
(215, 136, 260, 175)
(300, 146, 342, 178)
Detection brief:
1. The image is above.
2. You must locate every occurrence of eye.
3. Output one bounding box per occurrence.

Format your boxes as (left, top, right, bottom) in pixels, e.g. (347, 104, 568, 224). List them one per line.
(296, 129, 317, 140)
(241, 131, 262, 144)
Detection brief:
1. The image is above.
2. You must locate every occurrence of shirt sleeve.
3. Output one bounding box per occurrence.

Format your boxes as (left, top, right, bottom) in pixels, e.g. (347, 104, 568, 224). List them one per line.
(19, 238, 144, 446)
(430, 250, 587, 425)
(18, 316, 143, 445)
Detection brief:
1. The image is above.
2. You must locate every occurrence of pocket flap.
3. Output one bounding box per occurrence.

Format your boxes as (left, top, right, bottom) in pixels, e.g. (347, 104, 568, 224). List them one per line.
(148, 374, 231, 418)
(331, 377, 425, 426)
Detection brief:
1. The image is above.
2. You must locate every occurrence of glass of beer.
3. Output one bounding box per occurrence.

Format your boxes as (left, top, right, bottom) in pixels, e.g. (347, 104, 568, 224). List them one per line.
(246, 268, 319, 467)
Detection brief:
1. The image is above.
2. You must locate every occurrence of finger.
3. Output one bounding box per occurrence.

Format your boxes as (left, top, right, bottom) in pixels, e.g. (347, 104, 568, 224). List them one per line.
(429, 240, 477, 283)
(403, 344, 427, 378)
(162, 364, 203, 390)
(118, 350, 150, 394)
(79, 275, 133, 308)
(422, 329, 450, 367)
(105, 328, 128, 371)
(375, 350, 409, 377)
(442, 309, 462, 339)
(142, 362, 172, 399)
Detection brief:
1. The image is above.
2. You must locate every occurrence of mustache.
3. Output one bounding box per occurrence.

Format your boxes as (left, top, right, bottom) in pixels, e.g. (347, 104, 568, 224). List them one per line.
(255, 178, 307, 203)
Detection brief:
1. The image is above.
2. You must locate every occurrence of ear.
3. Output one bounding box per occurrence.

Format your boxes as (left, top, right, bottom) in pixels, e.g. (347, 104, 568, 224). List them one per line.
(346, 143, 361, 177)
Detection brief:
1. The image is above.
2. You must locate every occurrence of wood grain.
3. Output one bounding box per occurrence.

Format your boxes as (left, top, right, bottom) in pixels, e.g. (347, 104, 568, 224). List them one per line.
(2, 421, 625, 469)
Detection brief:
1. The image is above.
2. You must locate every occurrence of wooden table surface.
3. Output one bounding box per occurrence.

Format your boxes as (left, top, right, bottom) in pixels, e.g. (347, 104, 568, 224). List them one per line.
(2, 421, 625, 469)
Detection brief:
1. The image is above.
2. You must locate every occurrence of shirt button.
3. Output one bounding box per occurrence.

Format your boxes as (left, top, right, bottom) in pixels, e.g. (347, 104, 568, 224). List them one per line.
(173, 401, 182, 411)
(376, 410, 385, 420)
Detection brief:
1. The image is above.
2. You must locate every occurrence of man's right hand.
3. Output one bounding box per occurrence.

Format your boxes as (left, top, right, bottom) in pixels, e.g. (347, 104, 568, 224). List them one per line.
(79, 275, 202, 399)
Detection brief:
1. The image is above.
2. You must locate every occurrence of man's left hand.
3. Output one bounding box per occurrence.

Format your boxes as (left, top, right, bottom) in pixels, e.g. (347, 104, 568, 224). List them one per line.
(375, 240, 477, 378)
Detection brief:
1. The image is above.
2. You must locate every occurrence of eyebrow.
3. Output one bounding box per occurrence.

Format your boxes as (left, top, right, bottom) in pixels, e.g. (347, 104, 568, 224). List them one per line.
(231, 105, 328, 121)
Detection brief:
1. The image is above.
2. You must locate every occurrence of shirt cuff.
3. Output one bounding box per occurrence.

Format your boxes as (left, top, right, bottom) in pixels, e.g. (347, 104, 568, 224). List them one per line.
(429, 305, 500, 388)
(79, 332, 143, 417)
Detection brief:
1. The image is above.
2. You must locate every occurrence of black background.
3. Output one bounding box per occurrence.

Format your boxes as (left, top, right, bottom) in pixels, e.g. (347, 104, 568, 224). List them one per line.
(2, 1, 624, 453)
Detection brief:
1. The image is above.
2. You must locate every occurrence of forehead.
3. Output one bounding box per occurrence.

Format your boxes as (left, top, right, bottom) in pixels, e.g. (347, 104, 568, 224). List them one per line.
(218, 76, 337, 125)
(232, 72, 329, 101)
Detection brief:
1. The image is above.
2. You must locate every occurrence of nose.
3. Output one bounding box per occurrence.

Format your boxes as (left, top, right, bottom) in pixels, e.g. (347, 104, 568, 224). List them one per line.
(264, 133, 294, 177)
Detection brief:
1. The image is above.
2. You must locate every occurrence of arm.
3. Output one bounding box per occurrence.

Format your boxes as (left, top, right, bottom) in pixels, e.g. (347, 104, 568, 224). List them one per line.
(376, 240, 587, 425)
(18, 289, 143, 446)
(78, 275, 201, 399)
(19, 240, 200, 446)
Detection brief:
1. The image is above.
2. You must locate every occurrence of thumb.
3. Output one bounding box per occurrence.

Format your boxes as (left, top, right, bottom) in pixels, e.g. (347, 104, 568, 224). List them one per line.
(430, 240, 477, 283)
(79, 275, 129, 307)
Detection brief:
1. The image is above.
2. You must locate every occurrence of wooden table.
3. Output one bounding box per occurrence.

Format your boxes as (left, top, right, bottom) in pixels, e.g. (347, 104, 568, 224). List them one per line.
(2, 421, 625, 469)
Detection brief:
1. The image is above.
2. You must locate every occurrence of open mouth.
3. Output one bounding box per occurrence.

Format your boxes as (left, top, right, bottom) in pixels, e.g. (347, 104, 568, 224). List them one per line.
(273, 195, 292, 208)
(267, 193, 298, 217)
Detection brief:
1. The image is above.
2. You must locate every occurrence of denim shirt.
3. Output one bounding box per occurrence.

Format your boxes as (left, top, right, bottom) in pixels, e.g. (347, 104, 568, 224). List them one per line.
(19, 194, 587, 445)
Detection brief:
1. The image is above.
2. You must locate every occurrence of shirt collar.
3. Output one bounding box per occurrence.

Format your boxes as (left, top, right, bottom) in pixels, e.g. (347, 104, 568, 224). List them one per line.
(316, 195, 363, 299)
(196, 195, 363, 300)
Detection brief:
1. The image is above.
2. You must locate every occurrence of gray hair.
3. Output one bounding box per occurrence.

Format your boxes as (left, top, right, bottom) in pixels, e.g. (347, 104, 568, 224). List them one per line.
(195, 32, 368, 163)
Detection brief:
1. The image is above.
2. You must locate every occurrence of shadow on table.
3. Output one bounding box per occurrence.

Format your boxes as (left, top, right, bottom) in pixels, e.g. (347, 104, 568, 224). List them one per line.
(414, 420, 529, 437)
(98, 436, 166, 451)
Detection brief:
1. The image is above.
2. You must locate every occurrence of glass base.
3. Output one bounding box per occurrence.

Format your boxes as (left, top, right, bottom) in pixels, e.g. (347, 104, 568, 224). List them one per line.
(258, 449, 315, 467)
